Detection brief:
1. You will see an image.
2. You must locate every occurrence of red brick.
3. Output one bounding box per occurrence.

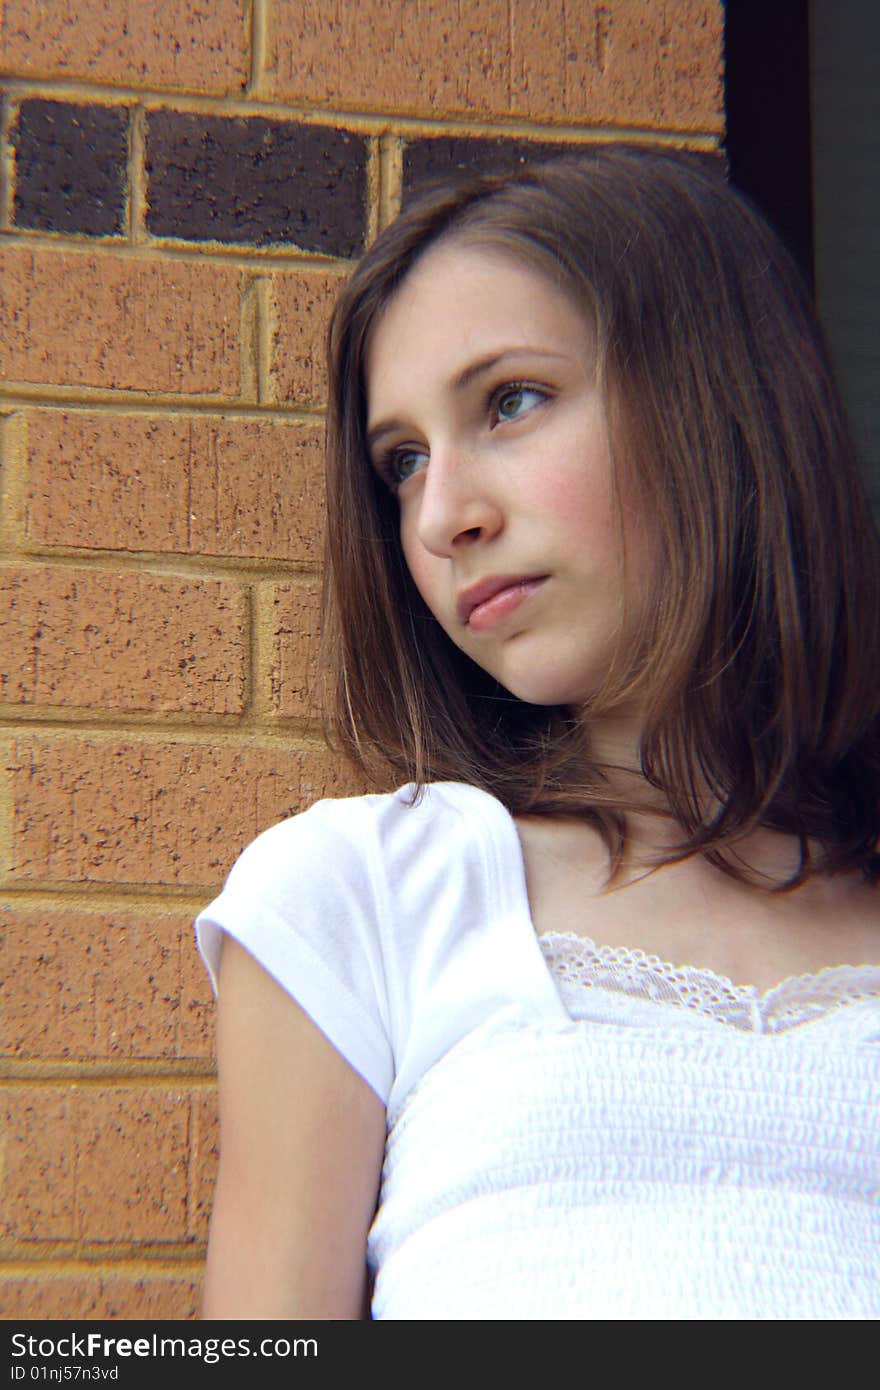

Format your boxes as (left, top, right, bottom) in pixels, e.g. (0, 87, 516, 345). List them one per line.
(22, 411, 325, 563)
(269, 268, 345, 406)
(268, 0, 723, 132)
(2, 906, 213, 1060)
(188, 1089, 219, 1242)
(3, 1085, 194, 1243)
(263, 578, 322, 719)
(0, 247, 242, 395)
(0, 564, 247, 714)
(0, 0, 249, 95)
(7, 735, 366, 889)
(2, 1090, 75, 1240)
(509, 0, 723, 130)
(0, 1271, 200, 1320)
(75, 1089, 191, 1242)
(269, 0, 507, 119)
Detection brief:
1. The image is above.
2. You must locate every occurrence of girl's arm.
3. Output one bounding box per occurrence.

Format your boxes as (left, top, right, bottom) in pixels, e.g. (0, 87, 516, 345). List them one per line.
(200, 936, 387, 1320)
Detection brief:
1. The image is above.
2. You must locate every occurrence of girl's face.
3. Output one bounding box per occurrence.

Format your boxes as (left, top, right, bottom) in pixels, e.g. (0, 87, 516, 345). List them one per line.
(364, 240, 653, 709)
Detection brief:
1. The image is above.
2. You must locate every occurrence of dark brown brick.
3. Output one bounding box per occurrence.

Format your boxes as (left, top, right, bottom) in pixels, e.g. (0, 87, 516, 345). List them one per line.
(402, 135, 727, 204)
(402, 134, 583, 202)
(146, 111, 367, 257)
(12, 99, 129, 237)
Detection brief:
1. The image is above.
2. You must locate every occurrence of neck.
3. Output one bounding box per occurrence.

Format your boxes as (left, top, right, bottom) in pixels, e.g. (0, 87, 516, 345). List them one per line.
(585, 710, 644, 776)
(582, 712, 824, 889)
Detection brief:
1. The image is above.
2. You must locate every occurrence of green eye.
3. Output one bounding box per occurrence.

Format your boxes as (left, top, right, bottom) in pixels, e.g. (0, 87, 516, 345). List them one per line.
(494, 385, 546, 422)
(392, 448, 428, 485)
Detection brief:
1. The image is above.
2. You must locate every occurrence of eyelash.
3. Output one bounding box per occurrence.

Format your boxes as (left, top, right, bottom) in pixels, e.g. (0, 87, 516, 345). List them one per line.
(488, 380, 549, 426)
(375, 379, 550, 492)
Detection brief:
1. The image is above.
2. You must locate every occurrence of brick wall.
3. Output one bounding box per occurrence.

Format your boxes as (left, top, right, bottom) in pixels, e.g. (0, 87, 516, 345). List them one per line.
(0, 0, 724, 1319)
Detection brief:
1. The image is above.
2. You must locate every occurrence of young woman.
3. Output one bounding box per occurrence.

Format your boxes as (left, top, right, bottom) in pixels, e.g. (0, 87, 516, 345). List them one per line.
(197, 149, 880, 1319)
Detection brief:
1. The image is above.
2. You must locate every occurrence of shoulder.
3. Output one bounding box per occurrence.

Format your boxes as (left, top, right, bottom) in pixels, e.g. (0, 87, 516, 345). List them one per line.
(195, 779, 506, 1011)
(195, 781, 520, 1107)
(223, 780, 498, 896)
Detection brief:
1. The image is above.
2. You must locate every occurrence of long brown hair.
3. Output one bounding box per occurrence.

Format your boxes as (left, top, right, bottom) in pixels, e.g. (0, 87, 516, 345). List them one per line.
(322, 148, 880, 885)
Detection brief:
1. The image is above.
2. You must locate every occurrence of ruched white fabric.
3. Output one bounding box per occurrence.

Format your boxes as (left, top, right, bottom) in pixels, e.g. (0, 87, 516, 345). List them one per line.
(372, 994, 880, 1319)
(196, 782, 880, 1320)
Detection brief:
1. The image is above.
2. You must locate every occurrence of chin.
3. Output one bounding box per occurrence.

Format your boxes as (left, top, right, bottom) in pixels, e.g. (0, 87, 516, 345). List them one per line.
(495, 669, 598, 709)
(483, 635, 617, 709)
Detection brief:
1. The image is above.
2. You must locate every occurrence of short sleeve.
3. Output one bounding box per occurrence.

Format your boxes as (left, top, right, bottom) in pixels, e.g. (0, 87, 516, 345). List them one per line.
(195, 796, 393, 1104)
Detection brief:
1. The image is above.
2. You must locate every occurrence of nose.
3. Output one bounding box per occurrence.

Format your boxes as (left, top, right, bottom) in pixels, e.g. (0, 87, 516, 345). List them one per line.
(410, 444, 503, 557)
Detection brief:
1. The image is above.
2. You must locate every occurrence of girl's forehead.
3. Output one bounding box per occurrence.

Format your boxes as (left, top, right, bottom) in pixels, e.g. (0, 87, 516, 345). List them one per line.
(364, 237, 596, 385)
(387, 235, 572, 316)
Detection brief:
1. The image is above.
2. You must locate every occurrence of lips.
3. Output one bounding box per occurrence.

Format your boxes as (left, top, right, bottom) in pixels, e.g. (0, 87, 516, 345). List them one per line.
(456, 575, 547, 627)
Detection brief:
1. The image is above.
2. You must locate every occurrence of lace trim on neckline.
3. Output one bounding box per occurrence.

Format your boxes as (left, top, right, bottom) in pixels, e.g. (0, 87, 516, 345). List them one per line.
(538, 930, 880, 1033)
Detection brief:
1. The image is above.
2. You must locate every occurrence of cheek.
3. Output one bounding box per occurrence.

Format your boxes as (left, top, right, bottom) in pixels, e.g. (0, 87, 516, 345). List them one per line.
(533, 468, 618, 552)
(399, 516, 420, 586)
(400, 522, 443, 617)
(525, 418, 618, 535)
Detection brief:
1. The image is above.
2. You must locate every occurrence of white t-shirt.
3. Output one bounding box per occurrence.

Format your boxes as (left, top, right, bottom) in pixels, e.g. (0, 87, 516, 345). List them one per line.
(196, 781, 880, 1319)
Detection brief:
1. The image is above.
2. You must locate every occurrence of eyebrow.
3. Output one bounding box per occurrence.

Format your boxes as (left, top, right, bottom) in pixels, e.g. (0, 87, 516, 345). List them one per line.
(366, 347, 569, 455)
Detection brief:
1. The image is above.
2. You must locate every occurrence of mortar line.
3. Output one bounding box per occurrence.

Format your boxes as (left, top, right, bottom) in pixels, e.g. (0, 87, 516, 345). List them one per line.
(0, 548, 315, 582)
(1, 885, 212, 911)
(248, 572, 270, 724)
(0, 711, 325, 746)
(0, 1238, 208, 1262)
(1, 227, 354, 270)
(0, 725, 14, 881)
(378, 132, 404, 231)
(0, 1256, 207, 1274)
(364, 137, 381, 246)
(0, 381, 324, 415)
(239, 273, 262, 404)
(0, 407, 27, 554)
(183, 416, 194, 552)
(245, 579, 265, 723)
(0, 881, 245, 910)
(0, 76, 725, 146)
(0, 550, 323, 586)
(0, 1066, 216, 1086)
(0, 717, 330, 749)
(0, 389, 325, 423)
(506, 0, 513, 110)
(248, 0, 272, 97)
(255, 275, 273, 405)
(127, 103, 147, 245)
(0, 90, 15, 231)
